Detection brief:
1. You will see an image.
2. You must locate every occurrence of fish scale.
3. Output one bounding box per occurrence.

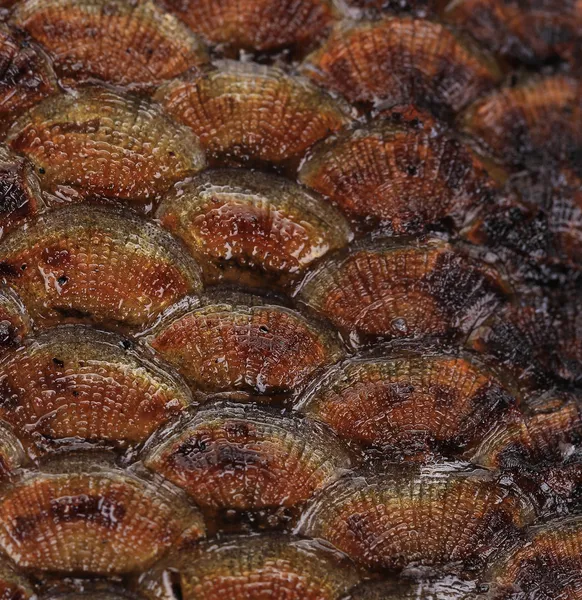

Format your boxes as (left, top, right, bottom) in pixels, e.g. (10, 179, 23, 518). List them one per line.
(0, 0, 580, 599)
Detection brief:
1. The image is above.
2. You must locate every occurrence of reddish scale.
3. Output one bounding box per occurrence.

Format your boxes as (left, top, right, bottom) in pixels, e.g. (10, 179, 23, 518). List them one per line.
(160, 0, 336, 53)
(299, 119, 499, 232)
(143, 402, 354, 512)
(299, 241, 507, 344)
(444, 0, 582, 67)
(0, 25, 55, 132)
(155, 60, 351, 168)
(7, 87, 206, 205)
(302, 17, 501, 119)
(298, 466, 533, 572)
(0, 206, 202, 330)
(0, 457, 205, 574)
(0, 327, 193, 448)
(13, 0, 208, 88)
(463, 75, 582, 169)
(148, 298, 341, 395)
(299, 354, 516, 458)
(157, 170, 351, 288)
(492, 517, 582, 600)
(472, 391, 582, 470)
(140, 535, 359, 600)
(14, 0, 207, 83)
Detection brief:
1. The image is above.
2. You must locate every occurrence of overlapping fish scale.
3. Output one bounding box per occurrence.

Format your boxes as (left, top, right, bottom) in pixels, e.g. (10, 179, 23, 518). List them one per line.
(0, 453, 205, 575)
(6, 86, 206, 207)
(144, 291, 343, 398)
(0, 325, 194, 452)
(12, 0, 208, 89)
(0, 0, 579, 598)
(154, 60, 352, 170)
(0, 204, 203, 330)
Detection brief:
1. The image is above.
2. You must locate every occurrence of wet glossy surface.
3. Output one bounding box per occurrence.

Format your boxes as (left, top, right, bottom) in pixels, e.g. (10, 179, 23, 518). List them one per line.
(299, 118, 499, 232)
(12, 0, 208, 88)
(0, 24, 56, 131)
(144, 401, 354, 512)
(0, 205, 202, 329)
(0, 0, 579, 597)
(0, 554, 34, 600)
(0, 144, 44, 239)
(157, 170, 352, 287)
(0, 326, 193, 449)
(491, 516, 582, 599)
(298, 353, 516, 458)
(7, 87, 206, 205)
(297, 463, 533, 571)
(139, 535, 359, 600)
(0, 285, 30, 351)
(147, 294, 341, 396)
(155, 60, 351, 168)
(471, 390, 582, 470)
(298, 239, 507, 345)
(0, 455, 205, 574)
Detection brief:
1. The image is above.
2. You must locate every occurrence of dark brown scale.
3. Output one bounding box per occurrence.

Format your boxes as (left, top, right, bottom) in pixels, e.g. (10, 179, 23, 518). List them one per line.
(0, 0, 578, 592)
(157, 170, 352, 289)
(158, 0, 337, 54)
(297, 463, 534, 572)
(471, 390, 582, 470)
(146, 293, 342, 397)
(139, 535, 360, 600)
(466, 168, 582, 271)
(299, 118, 500, 233)
(298, 352, 517, 459)
(6, 87, 206, 207)
(0, 286, 29, 351)
(297, 239, 509, 347)
(348, 578, 492, 599)
(0, 205, 203, 330)
(12, 0, 208, 88)
(0, 454, 205, 575)
(463, 75, 582, 170)
(469, 291, 582, 386)
(0, 25, 56, 134)
(444, 0, 582, 68)
(143, 401, 355, 513)
(343, 0, 441, 16)
(0, 145, 44, 240)
(154, 60, 351, 170)
(0, 326, 193, 449)
(490, 516, 582, 600)
(301, 17, 501, 120)
(540, 456, 582, 516)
